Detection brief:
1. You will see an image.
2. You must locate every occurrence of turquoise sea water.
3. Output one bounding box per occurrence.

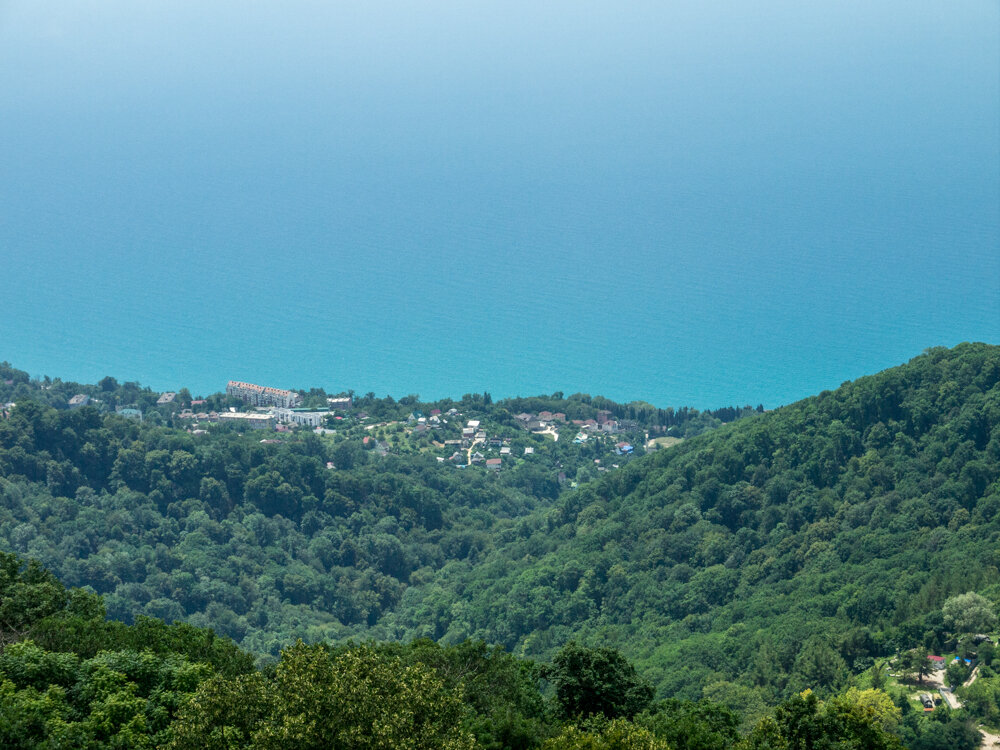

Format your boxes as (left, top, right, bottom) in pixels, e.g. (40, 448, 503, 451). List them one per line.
(1, 2, 997, 408)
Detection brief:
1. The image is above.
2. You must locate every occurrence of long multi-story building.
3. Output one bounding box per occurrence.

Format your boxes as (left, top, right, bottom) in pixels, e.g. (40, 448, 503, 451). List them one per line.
(275, 409, 331, 427)
(226, 381, 302, 408)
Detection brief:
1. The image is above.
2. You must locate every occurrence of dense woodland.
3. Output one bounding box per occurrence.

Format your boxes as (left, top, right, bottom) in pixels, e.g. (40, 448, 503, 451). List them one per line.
(1, 342, 999, 747)
(0, 548, 984, 748)
(0, 365, 753, 656)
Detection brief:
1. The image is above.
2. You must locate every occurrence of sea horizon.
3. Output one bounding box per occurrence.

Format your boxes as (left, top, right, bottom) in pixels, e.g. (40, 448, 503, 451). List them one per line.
(3, 339, 995, 413)
(2, 2, 997, 410)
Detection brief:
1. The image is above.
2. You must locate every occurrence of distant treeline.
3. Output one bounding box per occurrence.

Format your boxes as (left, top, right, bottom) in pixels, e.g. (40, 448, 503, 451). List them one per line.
(0, 362, 760, 438)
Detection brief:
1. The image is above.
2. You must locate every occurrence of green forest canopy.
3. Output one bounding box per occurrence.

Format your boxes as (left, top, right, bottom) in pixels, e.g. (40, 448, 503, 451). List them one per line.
(1, 343, 999, 743)
(0, 546, 985, 749)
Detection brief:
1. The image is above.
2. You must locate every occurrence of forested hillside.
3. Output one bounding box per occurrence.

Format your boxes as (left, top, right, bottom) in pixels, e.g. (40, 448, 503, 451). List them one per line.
(376, 343, 1000, 701)
(0, 364, 756, 656)
(0, 549, 981, 748)
(1, 343, 999, 743)
(0, 404, 537, 654)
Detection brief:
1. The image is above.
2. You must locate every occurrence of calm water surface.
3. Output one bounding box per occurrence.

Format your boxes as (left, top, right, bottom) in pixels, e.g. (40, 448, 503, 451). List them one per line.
(1, 2, 997, 407)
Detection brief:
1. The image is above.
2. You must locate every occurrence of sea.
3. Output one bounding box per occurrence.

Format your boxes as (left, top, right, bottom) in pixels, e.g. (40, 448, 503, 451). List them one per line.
(1, 1, 997, 409)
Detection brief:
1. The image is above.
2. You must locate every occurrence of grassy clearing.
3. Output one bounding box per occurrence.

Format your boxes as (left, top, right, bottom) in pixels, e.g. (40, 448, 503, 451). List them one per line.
(648, 436, 683, 449)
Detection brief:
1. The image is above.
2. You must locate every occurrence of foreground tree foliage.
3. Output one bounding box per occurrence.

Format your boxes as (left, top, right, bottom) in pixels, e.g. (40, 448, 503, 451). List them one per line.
(544, 642, 655, 720)
(0, 548, 988, 748)
(637, 698, 741, 750)
(168, 642, 475, 750)
(0, 550, 250, 748)
(541, 718, 671, 749)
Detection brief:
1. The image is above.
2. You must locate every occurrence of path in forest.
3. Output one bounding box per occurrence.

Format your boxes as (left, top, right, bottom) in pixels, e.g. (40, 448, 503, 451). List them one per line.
(979, 728, 1000, 749)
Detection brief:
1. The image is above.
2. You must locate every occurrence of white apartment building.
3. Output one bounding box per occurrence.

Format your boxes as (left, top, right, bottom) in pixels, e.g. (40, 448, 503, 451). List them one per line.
(275, 409, 330, 428)
(226, 381, 302, 408)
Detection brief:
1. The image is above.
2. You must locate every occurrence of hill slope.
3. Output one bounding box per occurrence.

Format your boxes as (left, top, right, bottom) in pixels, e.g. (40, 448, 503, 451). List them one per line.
(372, 343, 1000, 698)
(1, 343, 998, 706)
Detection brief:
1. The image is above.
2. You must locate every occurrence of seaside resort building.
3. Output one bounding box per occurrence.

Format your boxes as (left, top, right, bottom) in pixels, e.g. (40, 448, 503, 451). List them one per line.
(226, 381, 302, 408)
(275, 409, 330, 428)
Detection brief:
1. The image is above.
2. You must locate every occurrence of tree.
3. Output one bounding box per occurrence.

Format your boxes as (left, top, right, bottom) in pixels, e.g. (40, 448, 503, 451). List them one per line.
(638, 698, 741, 750)
(945, 660, 969, 689)
(541, 718, 670, 750)
(958, 675, 1000, 726)
(169, 642, 476, 750)
(166, 671, 275, 750)
(740, 689, 904, 750)
(544, 642, 654, 721)
(823, 688, 902, 750)
(942, 592, 997, 635)
(0, 553, 71, 649)
(701, 680, 769, 734)
(387, 639, 548, 750)
(788, 638, 848, 694)
(900, 648, 933, 685)
(869, 661, 887, 691)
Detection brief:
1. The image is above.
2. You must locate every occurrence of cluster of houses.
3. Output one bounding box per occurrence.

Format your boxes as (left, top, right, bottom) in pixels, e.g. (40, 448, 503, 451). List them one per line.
(171, 381, 358, 434)
(177, 410, 275, 429)
(514, 411, 567, 432)
(515, 408, 627, 435)
(104, 381, 644, 471)
(441, 418, 533, 470)
(408, 408, 455, 437)
(440, 416, 570, 470)
(169, 382, 357, 433)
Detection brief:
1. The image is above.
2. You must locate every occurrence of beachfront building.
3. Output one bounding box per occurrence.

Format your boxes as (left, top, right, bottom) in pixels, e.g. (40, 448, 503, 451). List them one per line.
(275, 409, 331, 428)
(68, 394, 90, 408)
(327, 396, 352, 411)
(226, 381, 302, 408)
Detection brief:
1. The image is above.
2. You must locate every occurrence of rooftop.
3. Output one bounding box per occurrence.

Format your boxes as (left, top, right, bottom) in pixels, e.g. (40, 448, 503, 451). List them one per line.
(228, 381, 297, 397)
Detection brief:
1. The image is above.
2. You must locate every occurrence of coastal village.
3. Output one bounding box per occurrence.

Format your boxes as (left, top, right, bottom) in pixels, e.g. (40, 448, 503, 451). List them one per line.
(6, 379, 655, 482)
(151, 380, 646, 477)
(1, 373, 771, 496)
